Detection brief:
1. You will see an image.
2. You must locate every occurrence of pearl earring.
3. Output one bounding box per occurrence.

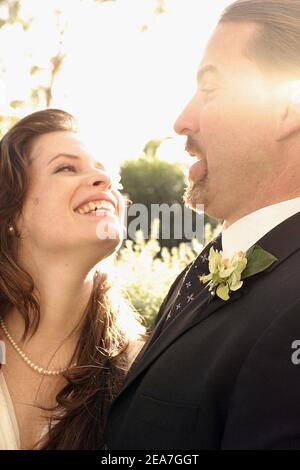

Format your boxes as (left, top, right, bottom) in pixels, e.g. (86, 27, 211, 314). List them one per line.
(8, 226, 15, 235)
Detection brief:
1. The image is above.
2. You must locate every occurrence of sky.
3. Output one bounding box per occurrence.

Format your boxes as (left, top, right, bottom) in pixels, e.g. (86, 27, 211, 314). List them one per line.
(0, 0, 233, 173)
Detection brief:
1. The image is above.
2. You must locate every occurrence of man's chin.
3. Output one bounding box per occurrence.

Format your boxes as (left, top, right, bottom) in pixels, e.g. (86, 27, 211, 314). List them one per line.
(183, 181, 207, 212)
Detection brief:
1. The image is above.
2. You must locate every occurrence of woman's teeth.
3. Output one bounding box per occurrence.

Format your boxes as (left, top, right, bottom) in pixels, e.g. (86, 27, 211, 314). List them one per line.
(75, 200, 115, 215)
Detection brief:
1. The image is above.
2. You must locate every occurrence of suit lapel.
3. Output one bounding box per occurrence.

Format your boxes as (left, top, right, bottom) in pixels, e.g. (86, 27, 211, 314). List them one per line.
(122, 285, 243, 393)
(120, 210, 300, 395)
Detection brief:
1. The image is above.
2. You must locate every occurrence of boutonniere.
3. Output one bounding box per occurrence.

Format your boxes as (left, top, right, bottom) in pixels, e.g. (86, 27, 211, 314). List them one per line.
(199, 245, 278, 301)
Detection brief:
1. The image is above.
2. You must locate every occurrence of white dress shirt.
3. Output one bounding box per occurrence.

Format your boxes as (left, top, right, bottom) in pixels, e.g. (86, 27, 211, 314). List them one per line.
(221, 196, 300, 257)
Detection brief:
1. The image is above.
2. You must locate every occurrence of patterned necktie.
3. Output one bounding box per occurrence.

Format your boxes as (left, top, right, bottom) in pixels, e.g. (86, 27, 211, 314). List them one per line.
(162, 232, 223, 326)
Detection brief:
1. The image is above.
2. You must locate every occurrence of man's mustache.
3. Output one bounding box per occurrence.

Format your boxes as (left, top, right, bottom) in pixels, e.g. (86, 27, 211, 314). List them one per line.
(185, 137, 205, 156)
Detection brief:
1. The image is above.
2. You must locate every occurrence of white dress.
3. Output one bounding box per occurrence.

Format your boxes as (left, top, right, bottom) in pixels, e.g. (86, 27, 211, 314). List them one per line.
(0, 370, 21, 449)
(0, 339, 145, 450)
(0, 370, 49, 450)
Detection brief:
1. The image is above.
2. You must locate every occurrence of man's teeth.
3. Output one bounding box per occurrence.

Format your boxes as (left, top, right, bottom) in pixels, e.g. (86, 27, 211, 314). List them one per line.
(76, 200, 115, 215)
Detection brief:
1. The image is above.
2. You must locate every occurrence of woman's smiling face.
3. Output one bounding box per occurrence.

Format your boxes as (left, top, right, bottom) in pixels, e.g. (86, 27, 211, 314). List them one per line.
(17, 130, 125, 262)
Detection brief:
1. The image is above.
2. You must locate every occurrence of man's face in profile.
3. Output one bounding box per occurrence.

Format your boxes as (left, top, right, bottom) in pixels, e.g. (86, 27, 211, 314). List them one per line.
(174, 21, 284, 224)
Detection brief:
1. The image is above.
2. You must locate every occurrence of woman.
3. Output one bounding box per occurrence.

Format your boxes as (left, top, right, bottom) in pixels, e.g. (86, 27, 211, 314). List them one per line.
(0, 109, 145, 450)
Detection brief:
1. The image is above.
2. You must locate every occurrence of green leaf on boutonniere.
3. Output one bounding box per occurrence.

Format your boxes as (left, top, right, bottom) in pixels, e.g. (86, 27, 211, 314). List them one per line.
(242, 245, 278, 280)
(199, 244, 278, 301)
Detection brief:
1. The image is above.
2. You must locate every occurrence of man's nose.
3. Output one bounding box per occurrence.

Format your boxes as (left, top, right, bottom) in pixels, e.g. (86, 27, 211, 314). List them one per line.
(173, 97, 199, 136)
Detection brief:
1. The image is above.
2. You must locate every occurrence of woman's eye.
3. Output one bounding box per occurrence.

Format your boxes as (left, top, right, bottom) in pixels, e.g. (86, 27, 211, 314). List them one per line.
(55, 165, 77, 173)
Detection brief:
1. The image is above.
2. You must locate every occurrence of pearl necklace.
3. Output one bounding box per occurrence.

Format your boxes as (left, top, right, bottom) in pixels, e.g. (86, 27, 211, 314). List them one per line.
(0, 317, 77, 376)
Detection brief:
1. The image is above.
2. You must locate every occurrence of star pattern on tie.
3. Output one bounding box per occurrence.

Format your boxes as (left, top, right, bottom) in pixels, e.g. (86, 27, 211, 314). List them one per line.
(163, 233, 222, 326)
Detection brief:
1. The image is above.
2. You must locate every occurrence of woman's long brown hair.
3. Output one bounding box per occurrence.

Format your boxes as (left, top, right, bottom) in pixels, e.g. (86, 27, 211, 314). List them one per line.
(0, 109, 139, 449)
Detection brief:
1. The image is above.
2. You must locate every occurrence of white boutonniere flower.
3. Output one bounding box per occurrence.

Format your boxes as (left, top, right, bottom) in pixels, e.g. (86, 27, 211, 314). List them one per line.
(199, 245, 278, 301)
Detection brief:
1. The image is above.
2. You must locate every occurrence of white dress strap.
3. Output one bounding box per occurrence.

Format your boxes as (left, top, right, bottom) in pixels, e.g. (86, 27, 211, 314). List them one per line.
(0, 370, 21, 450)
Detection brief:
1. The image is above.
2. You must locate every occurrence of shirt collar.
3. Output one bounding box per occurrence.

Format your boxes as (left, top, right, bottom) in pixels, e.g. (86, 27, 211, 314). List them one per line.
(221, 196, 300, 257)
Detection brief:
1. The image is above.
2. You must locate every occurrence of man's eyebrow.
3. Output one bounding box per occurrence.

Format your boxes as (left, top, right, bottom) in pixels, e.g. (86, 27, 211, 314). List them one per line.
(197, 64, 221, 83)
(47, 153, 105, 170)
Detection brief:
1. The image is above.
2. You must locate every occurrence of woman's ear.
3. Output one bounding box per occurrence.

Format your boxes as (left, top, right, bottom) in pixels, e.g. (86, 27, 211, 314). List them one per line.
(276, 81, 300, 142)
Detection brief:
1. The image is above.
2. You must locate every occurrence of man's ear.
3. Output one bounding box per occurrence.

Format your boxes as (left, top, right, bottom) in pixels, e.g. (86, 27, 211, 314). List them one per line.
(275, 82, 300, 142)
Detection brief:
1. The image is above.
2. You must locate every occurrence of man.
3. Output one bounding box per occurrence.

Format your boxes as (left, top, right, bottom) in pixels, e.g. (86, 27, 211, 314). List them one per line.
(106, 0, 300, 449)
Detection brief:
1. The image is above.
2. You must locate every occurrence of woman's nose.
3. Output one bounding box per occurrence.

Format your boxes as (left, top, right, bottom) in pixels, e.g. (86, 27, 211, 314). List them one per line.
(87, 171, 112, 190)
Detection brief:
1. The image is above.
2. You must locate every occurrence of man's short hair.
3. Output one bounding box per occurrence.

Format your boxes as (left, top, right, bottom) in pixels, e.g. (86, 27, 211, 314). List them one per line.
(220, 0, 300, 79)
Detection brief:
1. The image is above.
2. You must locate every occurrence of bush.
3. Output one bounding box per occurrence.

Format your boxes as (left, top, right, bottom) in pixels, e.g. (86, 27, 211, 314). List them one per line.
(120, 148, 187, 249)
(114, 220, 222, 327)
(120, 141, 221, 249)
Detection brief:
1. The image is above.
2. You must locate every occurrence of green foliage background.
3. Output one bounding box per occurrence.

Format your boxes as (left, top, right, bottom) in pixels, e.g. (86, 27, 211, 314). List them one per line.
(120, 140, 220, 249)
(114, 221, 222, 326)
(0, 0, 221, 327)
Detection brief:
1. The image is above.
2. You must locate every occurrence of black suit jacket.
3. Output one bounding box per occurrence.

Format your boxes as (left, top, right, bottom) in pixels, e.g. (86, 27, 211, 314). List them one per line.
(106, 212, 300, 449)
